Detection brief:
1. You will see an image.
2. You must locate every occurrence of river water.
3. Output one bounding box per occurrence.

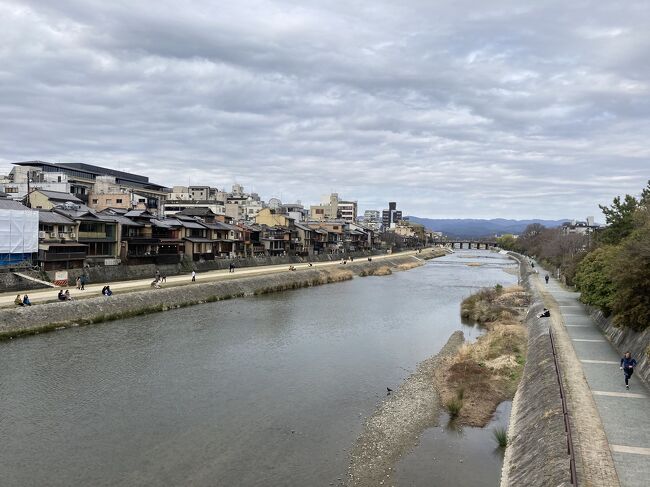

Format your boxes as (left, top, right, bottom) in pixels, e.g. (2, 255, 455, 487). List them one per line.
(0, 251, 517, 487)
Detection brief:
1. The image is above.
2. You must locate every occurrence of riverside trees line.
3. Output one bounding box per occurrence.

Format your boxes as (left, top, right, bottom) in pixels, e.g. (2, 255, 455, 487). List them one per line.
(497, 181, 650, 331)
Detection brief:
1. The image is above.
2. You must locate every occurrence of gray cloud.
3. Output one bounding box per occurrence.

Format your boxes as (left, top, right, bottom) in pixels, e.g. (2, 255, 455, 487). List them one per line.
(1, 0, 649, 219)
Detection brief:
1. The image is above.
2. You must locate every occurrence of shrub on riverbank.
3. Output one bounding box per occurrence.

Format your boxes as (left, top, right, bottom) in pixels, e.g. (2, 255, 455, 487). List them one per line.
(438, 286, 528, 426)
(461, 285, 528, 324)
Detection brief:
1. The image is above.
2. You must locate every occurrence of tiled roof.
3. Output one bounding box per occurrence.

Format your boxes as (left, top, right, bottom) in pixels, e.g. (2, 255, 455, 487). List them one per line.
(38, 210, 75, 224)
(35, 190, 83, 202)
(0, 199, 30, 210)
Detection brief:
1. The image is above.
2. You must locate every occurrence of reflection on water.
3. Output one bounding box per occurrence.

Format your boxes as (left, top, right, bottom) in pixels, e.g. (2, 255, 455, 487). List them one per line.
(0, 251, 516, 487)
(394, 402, 512, 486)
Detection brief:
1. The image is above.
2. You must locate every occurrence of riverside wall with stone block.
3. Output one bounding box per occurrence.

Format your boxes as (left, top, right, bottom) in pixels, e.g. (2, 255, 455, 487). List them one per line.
(46, 250, 386, 287)
(500, 255, 573, 487)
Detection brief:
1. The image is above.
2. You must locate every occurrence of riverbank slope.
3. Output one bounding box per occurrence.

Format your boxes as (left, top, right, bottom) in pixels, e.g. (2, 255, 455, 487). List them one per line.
(0, 253, 436, 340)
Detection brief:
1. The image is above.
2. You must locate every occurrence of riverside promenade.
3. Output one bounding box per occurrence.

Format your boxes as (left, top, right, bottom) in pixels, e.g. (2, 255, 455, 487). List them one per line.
(535, 264, 650, 487)
(0, 250, 420, 309)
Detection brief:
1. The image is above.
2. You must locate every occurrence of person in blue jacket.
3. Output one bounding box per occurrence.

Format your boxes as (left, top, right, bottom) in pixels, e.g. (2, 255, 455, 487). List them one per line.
(620, 351, 637, 390)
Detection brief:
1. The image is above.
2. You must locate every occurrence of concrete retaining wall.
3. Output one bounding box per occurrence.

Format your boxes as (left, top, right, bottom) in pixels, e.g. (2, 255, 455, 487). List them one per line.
(0, 255, 424, 340)
(588, 307, 650, 387)
(501, 255, 573, 487)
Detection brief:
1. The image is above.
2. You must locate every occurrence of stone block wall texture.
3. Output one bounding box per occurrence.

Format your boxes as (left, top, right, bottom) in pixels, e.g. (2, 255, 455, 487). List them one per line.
(502, 311, 573, 487)
(0, 271, 49, 292)
(500, 256, 573, 487)
(41, 250, 386, 289)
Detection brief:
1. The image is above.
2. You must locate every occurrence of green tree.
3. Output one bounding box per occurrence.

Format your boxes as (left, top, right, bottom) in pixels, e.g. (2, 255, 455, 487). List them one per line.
(574, 245, 618, 314)
(496, 234, 518, 251)
(597, 194, 639, 245)
(610, 207, 650, 330)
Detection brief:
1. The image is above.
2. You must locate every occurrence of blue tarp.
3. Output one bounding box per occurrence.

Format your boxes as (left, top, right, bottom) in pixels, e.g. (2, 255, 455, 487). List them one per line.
(0, 253, 34, 267)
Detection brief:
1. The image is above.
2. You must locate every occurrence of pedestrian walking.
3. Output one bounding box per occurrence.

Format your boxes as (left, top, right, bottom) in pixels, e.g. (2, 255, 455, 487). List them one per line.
(191, 270, 196, 282)
(545, 274, 550, 284)
(620, 351, 637, 390)
(80, 275, 86, 290)
(155, 269, 161, 281)
(76, 276, 81, 289)
(161, 274, 167, 283)
(229, 262, 235, 273)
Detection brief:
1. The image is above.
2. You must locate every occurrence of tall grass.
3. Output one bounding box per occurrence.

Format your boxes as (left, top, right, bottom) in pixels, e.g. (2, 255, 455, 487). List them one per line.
(446, 397, 463, 418)
(493, 426, 508, 448)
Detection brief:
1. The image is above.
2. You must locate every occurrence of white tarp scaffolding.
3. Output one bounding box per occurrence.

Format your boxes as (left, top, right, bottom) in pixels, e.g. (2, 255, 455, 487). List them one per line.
(0, 209, 39, 254)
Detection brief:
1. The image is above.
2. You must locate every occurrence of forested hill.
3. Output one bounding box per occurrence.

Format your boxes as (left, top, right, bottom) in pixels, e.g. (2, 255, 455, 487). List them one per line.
(406, 217, 569, 238)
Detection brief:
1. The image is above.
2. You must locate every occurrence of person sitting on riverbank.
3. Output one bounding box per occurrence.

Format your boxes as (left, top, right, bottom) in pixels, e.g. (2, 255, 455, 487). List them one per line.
(288, 265, 296, 271)
(23, 295, 31, 306)
(101, 285, 113, 296)
(307, 262, 313, 267)
(151, 279, 161, 289)
(57, 290, 66, 301)
(64, 290, 73, 301)
(14, 294, 24, 307)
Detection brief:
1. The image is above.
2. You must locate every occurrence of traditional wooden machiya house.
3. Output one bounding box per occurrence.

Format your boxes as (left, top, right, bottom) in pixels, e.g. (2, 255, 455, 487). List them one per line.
(259, 225, 291, 256)
(173, 215, 212, 261)
(52, 204, 119, 264)
(294, 222, 315, 256)
(204, 221, 239, 258)
(36, 210, 87, 270)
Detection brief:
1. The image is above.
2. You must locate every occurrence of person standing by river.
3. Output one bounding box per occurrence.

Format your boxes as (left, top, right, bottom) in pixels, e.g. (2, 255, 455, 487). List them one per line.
(545, 274, 549, 284)
(191, 270, 196, 282)
(620, 351, 637, 390)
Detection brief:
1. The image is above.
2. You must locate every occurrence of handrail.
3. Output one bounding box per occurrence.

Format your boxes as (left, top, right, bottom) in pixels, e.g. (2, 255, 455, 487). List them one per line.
(549, 329, 579, 485)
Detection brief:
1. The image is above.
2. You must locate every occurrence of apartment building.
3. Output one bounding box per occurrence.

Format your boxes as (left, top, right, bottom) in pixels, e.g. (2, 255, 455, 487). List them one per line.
(309, 193, 357, 223)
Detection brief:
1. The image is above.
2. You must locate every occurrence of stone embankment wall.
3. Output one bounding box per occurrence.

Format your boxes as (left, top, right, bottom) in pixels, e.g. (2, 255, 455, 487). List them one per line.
(500, 255, 573, 487)
(0, 271, 50, 292)
(0, 255, 424, 340)
(51, 250, 387, 287)
(588, 307, 650, 386)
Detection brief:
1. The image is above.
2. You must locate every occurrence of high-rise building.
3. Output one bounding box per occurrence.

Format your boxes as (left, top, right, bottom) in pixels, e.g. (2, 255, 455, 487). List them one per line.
(382, 202, 402, 229)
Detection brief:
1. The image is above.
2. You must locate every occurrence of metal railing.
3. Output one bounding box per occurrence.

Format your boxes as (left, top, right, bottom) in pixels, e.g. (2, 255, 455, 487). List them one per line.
(549, 329, 579, 485)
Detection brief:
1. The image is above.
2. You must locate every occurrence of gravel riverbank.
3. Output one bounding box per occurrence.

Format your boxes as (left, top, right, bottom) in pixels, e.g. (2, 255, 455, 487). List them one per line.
(347, 330, 465, 487)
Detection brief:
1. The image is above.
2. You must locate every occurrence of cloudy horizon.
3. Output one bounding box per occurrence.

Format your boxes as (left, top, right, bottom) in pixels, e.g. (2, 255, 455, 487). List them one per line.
(1, 0, 648, 219)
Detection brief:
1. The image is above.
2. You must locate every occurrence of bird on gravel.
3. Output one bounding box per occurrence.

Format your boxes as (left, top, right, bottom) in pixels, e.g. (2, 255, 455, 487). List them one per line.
(386, 387, 393, 395)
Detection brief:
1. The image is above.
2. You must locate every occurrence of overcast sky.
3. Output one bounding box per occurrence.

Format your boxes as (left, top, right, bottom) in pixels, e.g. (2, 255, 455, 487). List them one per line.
(1, 1, 648, 219)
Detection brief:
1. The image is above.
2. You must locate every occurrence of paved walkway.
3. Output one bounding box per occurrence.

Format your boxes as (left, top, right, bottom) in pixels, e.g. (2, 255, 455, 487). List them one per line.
(537, 266, 650, 487)
(0, 250, 420, 309)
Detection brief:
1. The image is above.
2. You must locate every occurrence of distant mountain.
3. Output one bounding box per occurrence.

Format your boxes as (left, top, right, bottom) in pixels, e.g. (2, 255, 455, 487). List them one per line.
(406, 217, 569, 238)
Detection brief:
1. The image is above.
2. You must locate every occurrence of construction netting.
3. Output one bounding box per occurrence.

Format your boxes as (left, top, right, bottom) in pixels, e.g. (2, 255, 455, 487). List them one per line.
(0, 209, 39, 265)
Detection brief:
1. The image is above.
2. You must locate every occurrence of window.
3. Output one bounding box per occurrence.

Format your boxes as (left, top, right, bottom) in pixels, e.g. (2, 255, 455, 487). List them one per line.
(316, 209, 324, 214)
(92, 199, 98, 204)
(5, 186, 18, 193)
(116, 198, 123, 204)
(106, 199, 112, 204)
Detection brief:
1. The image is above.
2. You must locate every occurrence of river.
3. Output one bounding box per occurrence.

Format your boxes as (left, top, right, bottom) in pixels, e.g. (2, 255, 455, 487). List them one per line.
(0, 250, 517, 486)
